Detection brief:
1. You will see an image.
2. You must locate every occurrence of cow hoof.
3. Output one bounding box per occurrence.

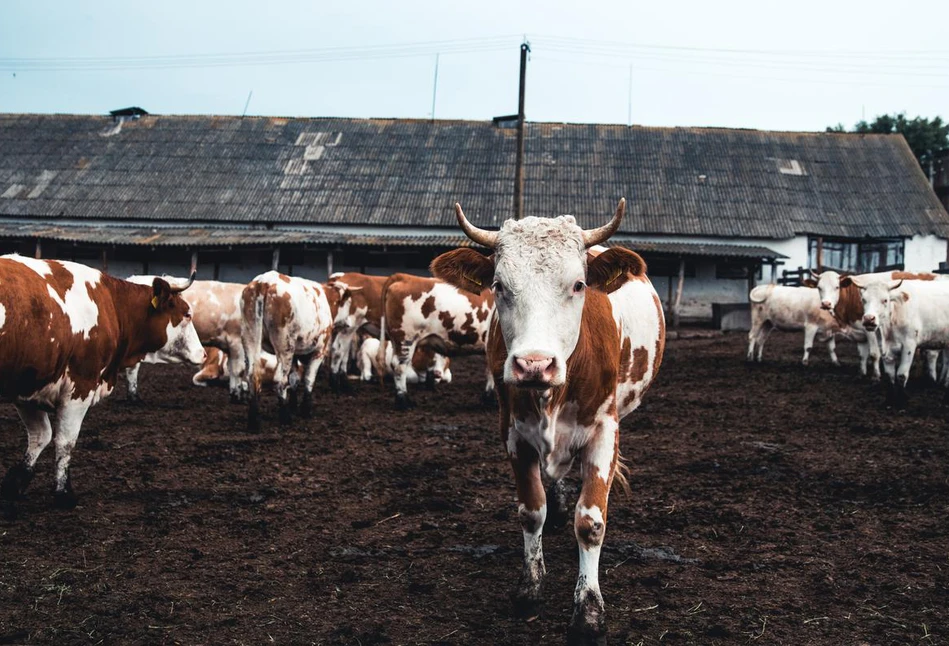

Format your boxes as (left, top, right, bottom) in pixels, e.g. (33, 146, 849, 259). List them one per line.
(568, 598, 607, 646)
(1, 464, 33, 502)
(336, 375, 353, 395)
(53, 489, 78, 511)
(394, 393, 415, 411)
(278, 405, 293, 426)
(287, 390, 299, 413)
(300, 398, 313, 419)
(481, 390, 497, 408)
(328, 372, 340, 393)
(567, 624, 607, 646)
(229, 392, 243, 405)
(512, 587, 543, 621)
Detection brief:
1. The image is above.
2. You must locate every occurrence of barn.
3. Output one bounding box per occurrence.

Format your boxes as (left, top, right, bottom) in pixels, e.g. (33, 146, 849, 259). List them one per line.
(1, 110, 947, 324)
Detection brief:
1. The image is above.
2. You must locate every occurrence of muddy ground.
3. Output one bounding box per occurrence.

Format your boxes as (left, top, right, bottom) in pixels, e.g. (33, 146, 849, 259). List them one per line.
(0, 332, 947, 645)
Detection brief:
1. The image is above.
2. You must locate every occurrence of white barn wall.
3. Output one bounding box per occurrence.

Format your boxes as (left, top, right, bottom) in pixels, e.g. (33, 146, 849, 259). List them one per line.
(904, 235, 947, 271)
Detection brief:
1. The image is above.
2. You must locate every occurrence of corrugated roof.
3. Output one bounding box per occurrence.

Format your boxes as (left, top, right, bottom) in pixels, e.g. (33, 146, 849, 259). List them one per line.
(0, 222, 785, 259)
(0, 113, 945, 239)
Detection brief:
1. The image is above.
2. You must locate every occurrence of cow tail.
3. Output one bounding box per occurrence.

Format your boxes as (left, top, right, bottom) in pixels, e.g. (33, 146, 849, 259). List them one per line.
(748, 284, 771, 304)
(376, 275, 396, 386)
(241, 280, 266, 400)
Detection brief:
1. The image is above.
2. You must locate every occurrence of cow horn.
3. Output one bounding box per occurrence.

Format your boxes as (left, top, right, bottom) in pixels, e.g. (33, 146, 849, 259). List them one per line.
(581, 198, 626, 248)
(170, 271, 196, 294)
(455, 203, 498, 249)
(809, 269, 820, 279)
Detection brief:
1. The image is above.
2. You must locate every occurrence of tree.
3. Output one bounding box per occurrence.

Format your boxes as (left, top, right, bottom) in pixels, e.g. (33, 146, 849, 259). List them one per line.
(826, 113, 949, 172)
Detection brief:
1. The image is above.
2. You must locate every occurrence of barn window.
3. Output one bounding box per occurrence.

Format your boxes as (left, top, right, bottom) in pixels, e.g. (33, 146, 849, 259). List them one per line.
(808, 237, 903, 272)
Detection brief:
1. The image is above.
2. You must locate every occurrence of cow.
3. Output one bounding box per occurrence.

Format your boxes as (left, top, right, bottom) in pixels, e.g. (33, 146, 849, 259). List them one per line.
(812, 269, 943, 382)
(378, 273, 494, 409)
(0, 255, 204, 517)
(192, 346, 282, 388)
(430, 199, 664, 644)
(324, 272, 388, 392)
(357, 337, 452, 385)
(241, 271, 334, 431)
(124, 278, 248, 402)
(851, 276, 949, 407)
(747, 284, 844, 366)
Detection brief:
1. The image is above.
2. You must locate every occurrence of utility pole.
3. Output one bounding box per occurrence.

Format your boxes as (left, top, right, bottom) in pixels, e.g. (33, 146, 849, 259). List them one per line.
(514, 41, 530, 220)
(431, 54, 439, 122)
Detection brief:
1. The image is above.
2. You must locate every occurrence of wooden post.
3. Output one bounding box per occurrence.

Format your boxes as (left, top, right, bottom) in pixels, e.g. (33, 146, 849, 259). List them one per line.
(672, 257, 685, 330)
(513, 42, 530, 220)
(327, 250, 334, 278)
(101, 249, 108, 272)
(816, 236, 824, 270)
(34, 239, 42, 259)
(747, 262, 756, 295)
(666, 273, 673, 315)
(190, 251, 198, 276)
(271, 247, 280, 271)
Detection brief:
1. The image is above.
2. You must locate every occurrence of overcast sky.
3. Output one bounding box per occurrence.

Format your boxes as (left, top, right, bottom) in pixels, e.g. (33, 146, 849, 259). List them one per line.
(1, 0, 947, 132)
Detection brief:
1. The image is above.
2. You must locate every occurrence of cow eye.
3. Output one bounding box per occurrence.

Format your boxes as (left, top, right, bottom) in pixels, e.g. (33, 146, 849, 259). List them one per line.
(573, 281, 585, 293)
(493, 281, 504, 295)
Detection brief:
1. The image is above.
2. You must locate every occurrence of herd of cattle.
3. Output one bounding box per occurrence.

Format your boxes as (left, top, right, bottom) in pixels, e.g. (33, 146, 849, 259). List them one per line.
(5, 200, 944, 643)
(0, 200, 666, 643)
(748, 268, 949, 406)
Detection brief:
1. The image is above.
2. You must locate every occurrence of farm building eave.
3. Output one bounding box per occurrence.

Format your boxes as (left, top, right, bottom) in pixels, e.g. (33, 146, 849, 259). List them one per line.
(0, 221, 786, 260)
(1, 112, 945, 240)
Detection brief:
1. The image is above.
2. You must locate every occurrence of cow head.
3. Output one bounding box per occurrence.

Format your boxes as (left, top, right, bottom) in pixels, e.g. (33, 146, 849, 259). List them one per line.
(849, 276, 904, 331)
(146, 274, 206, 365)
(431, 198, 644, 388)
(814, 270, 842, 311)
(433, 354, 452, 384)
(329, 284, 364, 332)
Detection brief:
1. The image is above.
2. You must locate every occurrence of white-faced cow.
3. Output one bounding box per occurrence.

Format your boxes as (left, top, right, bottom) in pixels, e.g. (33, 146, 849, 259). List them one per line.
(747, 284, 844, 366)
(325, 272, 387, 392)
(192, 346, 280, 388)
(379, 273, 494, 409)
(241, 271, 334, 430)
(813, 269, 943, 382)
(124, 277, 248, 401)
(850, 276, 949, 408)
(430, 199, 664, 644)
(357, 337, 452, 385)
(0, 255, 204, 518)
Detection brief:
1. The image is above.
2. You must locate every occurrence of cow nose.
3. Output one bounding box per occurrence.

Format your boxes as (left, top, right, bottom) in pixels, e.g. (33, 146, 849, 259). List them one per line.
(820, 300, 832, 310)
(512, 353, 557, 383)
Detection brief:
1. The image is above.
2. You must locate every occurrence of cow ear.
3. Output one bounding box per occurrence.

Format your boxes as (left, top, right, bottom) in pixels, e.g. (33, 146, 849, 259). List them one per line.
(802, 278, 817, 288)
(431, 248, 494, 294)
(587, 248, 646, 294)
(151, 277, 173, 310)
(840, 276, 853, 288)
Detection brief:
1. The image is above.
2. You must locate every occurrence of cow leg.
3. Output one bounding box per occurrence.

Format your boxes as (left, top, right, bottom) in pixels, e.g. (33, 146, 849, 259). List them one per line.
(331, 333, 353, 394)
(510, 440, 547, 620)
(273, 353, 296, 426)
(300, 355, 323, 419)
(746, 323, 759, 362)
(482, 370, 497, 407)
(751, 323, 771, 362)
(893, 338, 917, 409)
(1, 404, 53, 518)
(856, 342, 870, 377)
(867, 331, 883, 382)
(924, 350, 939, 385)
(544, 478, 570, 533)
(424, 368, 437, 391)
(392, 341, 416, 410)
(125, 363, 142, 402)
(569, 417, 619, 645)
(227, 344, 247, 404)
(826, 336, 840, 367)
(881, 344, 899, 406)
(51, 399, 92, 510)
(801, 324, 818, 366)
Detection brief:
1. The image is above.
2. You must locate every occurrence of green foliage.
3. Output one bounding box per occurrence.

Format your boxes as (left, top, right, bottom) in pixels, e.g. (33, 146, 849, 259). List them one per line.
(826, 113, 949, 169)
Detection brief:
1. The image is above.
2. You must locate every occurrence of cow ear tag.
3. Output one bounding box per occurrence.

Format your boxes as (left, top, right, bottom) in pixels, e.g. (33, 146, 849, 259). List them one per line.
(151, 296, 159, 309)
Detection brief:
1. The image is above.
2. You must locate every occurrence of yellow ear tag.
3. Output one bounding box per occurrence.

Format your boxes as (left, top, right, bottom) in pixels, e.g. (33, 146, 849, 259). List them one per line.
(605, 268, 623, 286)
(151, 296, 159, 309)
(464, 273, 482, 288)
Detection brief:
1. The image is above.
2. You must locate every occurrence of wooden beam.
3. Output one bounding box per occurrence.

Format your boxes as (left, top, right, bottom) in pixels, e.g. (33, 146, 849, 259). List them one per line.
(271, 247, 280, 271)
(672, 258, 685, 330)
(34, 239, 42, 259)
(327, 250, 334, 278)
(190, 251, 198, 276)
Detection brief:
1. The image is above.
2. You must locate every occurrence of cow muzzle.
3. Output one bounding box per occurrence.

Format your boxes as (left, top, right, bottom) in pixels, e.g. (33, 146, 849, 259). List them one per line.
(510, 353, 558, 387)
(862, 315, 877, 331)
(820, 300, 833, 310)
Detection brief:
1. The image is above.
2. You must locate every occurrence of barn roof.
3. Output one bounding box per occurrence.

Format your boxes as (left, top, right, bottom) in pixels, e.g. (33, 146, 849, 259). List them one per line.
(0, 113, 945, 240)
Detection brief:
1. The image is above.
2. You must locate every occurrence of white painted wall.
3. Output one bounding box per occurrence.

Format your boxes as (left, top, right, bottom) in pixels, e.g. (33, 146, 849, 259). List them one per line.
(904, 234, 947, 272)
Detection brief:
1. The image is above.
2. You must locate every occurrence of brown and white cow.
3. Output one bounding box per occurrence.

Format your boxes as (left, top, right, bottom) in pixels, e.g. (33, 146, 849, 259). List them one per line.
(812, 269, 944, 382)
(192, 346, 283, 388)
(357, 337, 452, 385)
(0, 255, 204, 517)
(747, 284, 844, 366)
(379, 273, 494, 409)
(124, 278, 248, 401)
(430, 199, 664, 644)
(241, 271, 334, 431)
(325, 272, 388, 392)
